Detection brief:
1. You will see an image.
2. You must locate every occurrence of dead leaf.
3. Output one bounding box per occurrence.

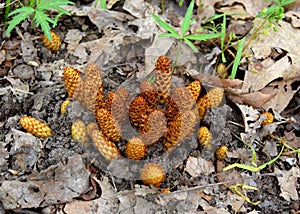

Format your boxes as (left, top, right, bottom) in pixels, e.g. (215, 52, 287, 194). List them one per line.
(243, 20, 300, 91)
(274, 167, 300, 201)
(285, 11, 300, 28)
(235, 104, 260, 133)
(64, 177, 119, 214)
(138, 36, 174, 81)
(88, 7, 134, 32)
(0, 155, 90, 210)
(185, 156, 215, 177)
(123, 0, 153, 18)
(262, 77, 300, 112)
(215, 0, 270, 19)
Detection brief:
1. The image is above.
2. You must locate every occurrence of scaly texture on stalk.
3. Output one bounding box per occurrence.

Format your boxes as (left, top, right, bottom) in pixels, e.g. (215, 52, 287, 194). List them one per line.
(61, 100, 71, 114)
(91, 129, 120, 161)
(207, 87, 224, 107)
(129, 96, 149, 127)
(83, 62, 103, 111)
(96, 108, 122, 142)
(165, 87, 195, 122)
(63, 66, 81, 98)
(71, 119, 88, 146)
(139, 110, 167, 146)
(215, 145, 228, 161)
(139, 91, 159, 111)
(41, 31, 61, 52)
(196, 87, 224, 121)
(140, 163, 165, 187)
(163, 110, 197, 151)
(261, 112, 274, 126)
(20, 116, 52, 138)
(140, 79, 156, 93)
(87, 122, 99, 137)
(125, 137, 147, 160)
(154, 56, 172, 101)
(187, 80, 201, 101)
(197, 126, 212, 147)
(105, 88, 129, 124)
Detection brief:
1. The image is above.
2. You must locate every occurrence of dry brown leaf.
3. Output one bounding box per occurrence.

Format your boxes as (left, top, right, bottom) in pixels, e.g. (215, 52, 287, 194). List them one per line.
(64, 176, 119, 213)
(262, 77, 300, 112)
(274, 167, 300, 201)
(195, 0, 219, 22)
(215, 0, 270, 19)
(226, 88, 277, 108)
(243, 20, 300, 92)
(185, 156, 215, 177)
(285, 11, 300, 28)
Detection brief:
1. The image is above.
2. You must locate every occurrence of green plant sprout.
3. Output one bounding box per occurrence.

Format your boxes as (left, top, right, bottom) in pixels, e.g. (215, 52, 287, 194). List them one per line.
(5, 0, 74, 42)
(230, 37, 245, 79)
(152, 0, 221, 68)
(94, 0, 107, 9)
(226, 183, 260, 205)
(223, 133, 284, 172)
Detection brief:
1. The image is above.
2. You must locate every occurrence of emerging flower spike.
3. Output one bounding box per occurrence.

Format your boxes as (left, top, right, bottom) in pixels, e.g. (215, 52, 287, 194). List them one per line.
(165, 87, 195, 122)
(154, 56, 172, 101)
(41, 31, 61, 52)
(96, 108, 122, 142)
(139, 109, 167, 146)
(197, 87, 224, 121)
(63, 66, 81, 98)
(105, 88, 129, 124)
(155, 55, 171, 71)
(87, 122, 100, 137)
(164, 110, 197, 152)
(215, 145, 228, 161)
(126, 137, 147, 160)
(83, 62, 103, 112)
(139, 91, 159, 111)
(261, 112, 274, 126)
(61, 100, 71, 114)
(140, 79, 156, 93)
(91, 129, 121, 161)
(71, 119, 88, 146)
(197, 126, 212, 147)
(20, 116, 52, 138)
(187, 80, 201, 101)
(207, 87, 224, 108)
(129, 96, 149, 127)
(140, 163, 165, 187)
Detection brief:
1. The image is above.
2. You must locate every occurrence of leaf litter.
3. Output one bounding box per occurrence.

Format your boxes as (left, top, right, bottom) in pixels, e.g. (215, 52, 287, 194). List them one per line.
(1, 0, 300, 213)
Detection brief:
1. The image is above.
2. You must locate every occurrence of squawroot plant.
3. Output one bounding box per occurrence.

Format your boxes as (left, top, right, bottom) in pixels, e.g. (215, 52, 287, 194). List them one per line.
(5, 0, 74, 42)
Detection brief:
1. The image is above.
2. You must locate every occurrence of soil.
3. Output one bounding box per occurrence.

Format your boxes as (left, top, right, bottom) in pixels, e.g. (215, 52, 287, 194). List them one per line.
(0, 0, 300, 213)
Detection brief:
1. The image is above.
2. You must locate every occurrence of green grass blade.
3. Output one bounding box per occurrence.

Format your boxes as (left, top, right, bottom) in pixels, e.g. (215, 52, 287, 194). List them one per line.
(183, 38, 198, 52)
(184, 33, 221, 41)
(230, 37, 245, 79)
(181, 0, 194, 36)
(152, 14, 180, 37)
(221, 14, 227, 63)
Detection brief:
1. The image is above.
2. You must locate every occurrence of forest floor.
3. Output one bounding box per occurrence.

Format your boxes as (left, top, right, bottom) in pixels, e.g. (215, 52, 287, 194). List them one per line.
(0, 0, 300, 213)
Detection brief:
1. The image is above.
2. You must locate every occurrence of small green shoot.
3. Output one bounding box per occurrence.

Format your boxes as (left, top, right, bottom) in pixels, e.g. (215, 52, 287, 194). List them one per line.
(152, 0, 221, 53)
(223, 133, 284, 172)
(5, 0, 74, 42)
(227, 184, 260, 205)
(230, 37, 245, 79)
(257, 0, 295, 31)
(94, 0, 107, 9)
